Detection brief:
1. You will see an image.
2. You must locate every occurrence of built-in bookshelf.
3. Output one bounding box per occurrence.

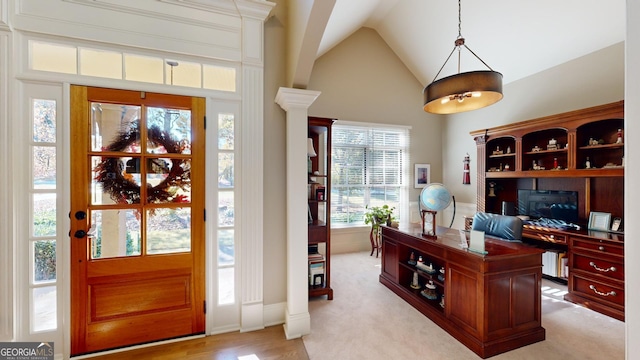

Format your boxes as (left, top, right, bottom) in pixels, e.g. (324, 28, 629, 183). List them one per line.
(308, 117, 334, 299)
(470, 100, 625, 320)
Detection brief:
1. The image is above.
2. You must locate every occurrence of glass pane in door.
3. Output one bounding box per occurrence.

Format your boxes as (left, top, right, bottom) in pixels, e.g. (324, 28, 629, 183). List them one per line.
(90, 209, 141, 259)
(91, 156, 142, 205)
(91, 103, 141, 152)
(146, 158, 191, 204)
(147, 208, 191, 254)
(146, 107, 191, 154)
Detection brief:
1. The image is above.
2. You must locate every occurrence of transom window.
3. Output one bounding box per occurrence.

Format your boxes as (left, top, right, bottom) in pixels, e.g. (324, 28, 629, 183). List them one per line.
(29, 40, 236, 92)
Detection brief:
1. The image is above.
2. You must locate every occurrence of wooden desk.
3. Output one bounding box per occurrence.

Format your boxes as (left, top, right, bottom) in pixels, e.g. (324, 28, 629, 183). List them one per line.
(380, 225, 545, 358)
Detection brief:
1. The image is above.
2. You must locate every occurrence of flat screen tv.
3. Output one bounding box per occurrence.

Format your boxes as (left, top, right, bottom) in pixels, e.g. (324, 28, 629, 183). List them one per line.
(517, 189, 579, 224)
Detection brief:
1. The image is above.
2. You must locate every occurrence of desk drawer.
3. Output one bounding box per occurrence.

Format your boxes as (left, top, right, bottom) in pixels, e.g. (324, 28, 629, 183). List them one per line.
(569, 273, 624, 308)
(572, 253, 624, 281)
(571, 238, 623, 256)
(523, 229, 566, 244)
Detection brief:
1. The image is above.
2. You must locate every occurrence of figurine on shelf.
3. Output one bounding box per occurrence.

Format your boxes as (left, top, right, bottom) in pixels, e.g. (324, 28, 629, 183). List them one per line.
(421, 280, 438, 300)
(547, 138, 558, 151)
(504, 163, 510, 171)
(553, 157, 558, 169)
(585, 157, 591, 169)
(488, 182, 497, 197)
(437, 267, 445, 282)
(616, 129, 623, 144)
(506, 146, 511, 154)
(440, 294, 445, 308)
(492, 146, 503, 155)
(532, 160, 545, 170)
(410, 271, 421, 289)
(417, 255, 424, 267)
(408, 251, 417, 265)
(532, 145, 541, 152)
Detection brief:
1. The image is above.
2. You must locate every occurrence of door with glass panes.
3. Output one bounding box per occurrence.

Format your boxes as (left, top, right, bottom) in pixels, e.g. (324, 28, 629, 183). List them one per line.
(69, 86, 205, 355)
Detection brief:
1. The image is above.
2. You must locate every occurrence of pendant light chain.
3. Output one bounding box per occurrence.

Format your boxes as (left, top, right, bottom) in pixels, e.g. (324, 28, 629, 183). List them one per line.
(457, 0, 463, 74)
(458, 0, 462, 38)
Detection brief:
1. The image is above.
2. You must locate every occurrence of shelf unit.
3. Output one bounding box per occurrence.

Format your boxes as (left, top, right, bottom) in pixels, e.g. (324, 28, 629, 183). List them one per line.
(470, 100, 625, 320)
(470, 100, 624, 222)
(308, 117, 334, 299)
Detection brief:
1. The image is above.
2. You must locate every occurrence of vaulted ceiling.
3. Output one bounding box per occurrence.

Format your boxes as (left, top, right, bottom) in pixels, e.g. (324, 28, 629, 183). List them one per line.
(287, 0, 625, 89)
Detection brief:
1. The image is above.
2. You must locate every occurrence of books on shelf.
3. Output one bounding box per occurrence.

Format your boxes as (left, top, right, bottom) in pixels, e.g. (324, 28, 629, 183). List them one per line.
(309, 182, 326, 201)
(542, 250, 568, 279)
(309, 253, 325, 286)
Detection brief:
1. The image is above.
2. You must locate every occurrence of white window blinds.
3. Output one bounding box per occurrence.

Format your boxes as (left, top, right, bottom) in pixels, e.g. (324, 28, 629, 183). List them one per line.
(331, 123, 409, 227)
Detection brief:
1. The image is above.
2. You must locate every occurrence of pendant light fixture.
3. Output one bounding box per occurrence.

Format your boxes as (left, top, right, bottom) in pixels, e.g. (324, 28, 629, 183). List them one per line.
(423, 0, 503, 114)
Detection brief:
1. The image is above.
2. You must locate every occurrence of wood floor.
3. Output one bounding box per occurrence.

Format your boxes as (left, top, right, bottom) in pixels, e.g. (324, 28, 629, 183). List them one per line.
(87, 326, 309, 360)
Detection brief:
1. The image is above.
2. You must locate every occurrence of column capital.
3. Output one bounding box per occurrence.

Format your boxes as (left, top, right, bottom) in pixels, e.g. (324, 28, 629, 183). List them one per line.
(275, 87, 321, 112)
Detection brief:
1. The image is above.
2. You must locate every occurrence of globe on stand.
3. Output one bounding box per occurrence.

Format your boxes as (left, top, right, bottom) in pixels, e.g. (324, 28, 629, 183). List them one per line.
(419, 183, 454, 237)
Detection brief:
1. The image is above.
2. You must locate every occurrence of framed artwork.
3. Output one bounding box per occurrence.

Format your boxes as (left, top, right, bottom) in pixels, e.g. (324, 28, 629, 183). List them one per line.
(588, 211, 611, 231)
(611, 217, 622, 232)
(414, 164, 431, 188)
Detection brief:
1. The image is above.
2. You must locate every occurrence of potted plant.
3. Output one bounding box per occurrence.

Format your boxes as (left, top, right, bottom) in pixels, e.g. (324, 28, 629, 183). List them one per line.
(364, 204, 396, 231)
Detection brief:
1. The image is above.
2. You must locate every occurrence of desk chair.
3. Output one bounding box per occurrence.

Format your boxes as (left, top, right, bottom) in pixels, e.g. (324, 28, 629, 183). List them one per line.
(471, 212, 523, 242)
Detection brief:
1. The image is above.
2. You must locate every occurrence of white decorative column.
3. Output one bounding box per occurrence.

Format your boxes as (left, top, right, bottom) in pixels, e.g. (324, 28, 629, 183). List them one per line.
(0, 28, 11, 341)
(275, 87, 321, 339)
(240, 63, 266, 332)
(238, 1, 275, 332)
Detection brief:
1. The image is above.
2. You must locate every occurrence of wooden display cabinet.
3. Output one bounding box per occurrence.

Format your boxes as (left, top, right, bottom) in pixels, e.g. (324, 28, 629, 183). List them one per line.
(470, 100, 625, 320)
(470, 100, 624, 221)
(308, 117, 334, 299)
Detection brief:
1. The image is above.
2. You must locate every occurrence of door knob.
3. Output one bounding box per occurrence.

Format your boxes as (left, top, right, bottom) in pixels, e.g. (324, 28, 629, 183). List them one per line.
(74, 230, 87, 238)
(75, 211, 87, 220)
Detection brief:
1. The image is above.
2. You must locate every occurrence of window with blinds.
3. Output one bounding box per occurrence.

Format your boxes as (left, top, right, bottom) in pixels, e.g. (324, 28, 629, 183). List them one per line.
(331, 123, 409, 227)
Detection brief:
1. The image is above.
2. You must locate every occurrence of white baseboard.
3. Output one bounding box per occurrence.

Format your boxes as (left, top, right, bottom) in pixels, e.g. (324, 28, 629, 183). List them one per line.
(263, 301, 286, 327)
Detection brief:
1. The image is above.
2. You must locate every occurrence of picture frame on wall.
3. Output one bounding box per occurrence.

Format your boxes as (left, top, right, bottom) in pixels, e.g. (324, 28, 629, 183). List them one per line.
(588, 211, 611, 231)
(414, 164, 431, 188)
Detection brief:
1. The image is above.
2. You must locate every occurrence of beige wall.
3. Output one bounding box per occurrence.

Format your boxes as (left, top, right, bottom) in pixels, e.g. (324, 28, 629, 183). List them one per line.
(442, 42, 625, 204)
(263, 0, 288, 305)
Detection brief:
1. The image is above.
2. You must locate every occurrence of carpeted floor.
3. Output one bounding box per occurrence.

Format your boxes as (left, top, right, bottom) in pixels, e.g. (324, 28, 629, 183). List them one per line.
(304, 251, 624, 360)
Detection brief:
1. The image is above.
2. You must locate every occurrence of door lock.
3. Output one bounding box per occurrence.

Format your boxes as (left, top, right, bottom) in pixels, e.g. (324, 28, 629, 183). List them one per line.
(74, 230, 87, 238)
